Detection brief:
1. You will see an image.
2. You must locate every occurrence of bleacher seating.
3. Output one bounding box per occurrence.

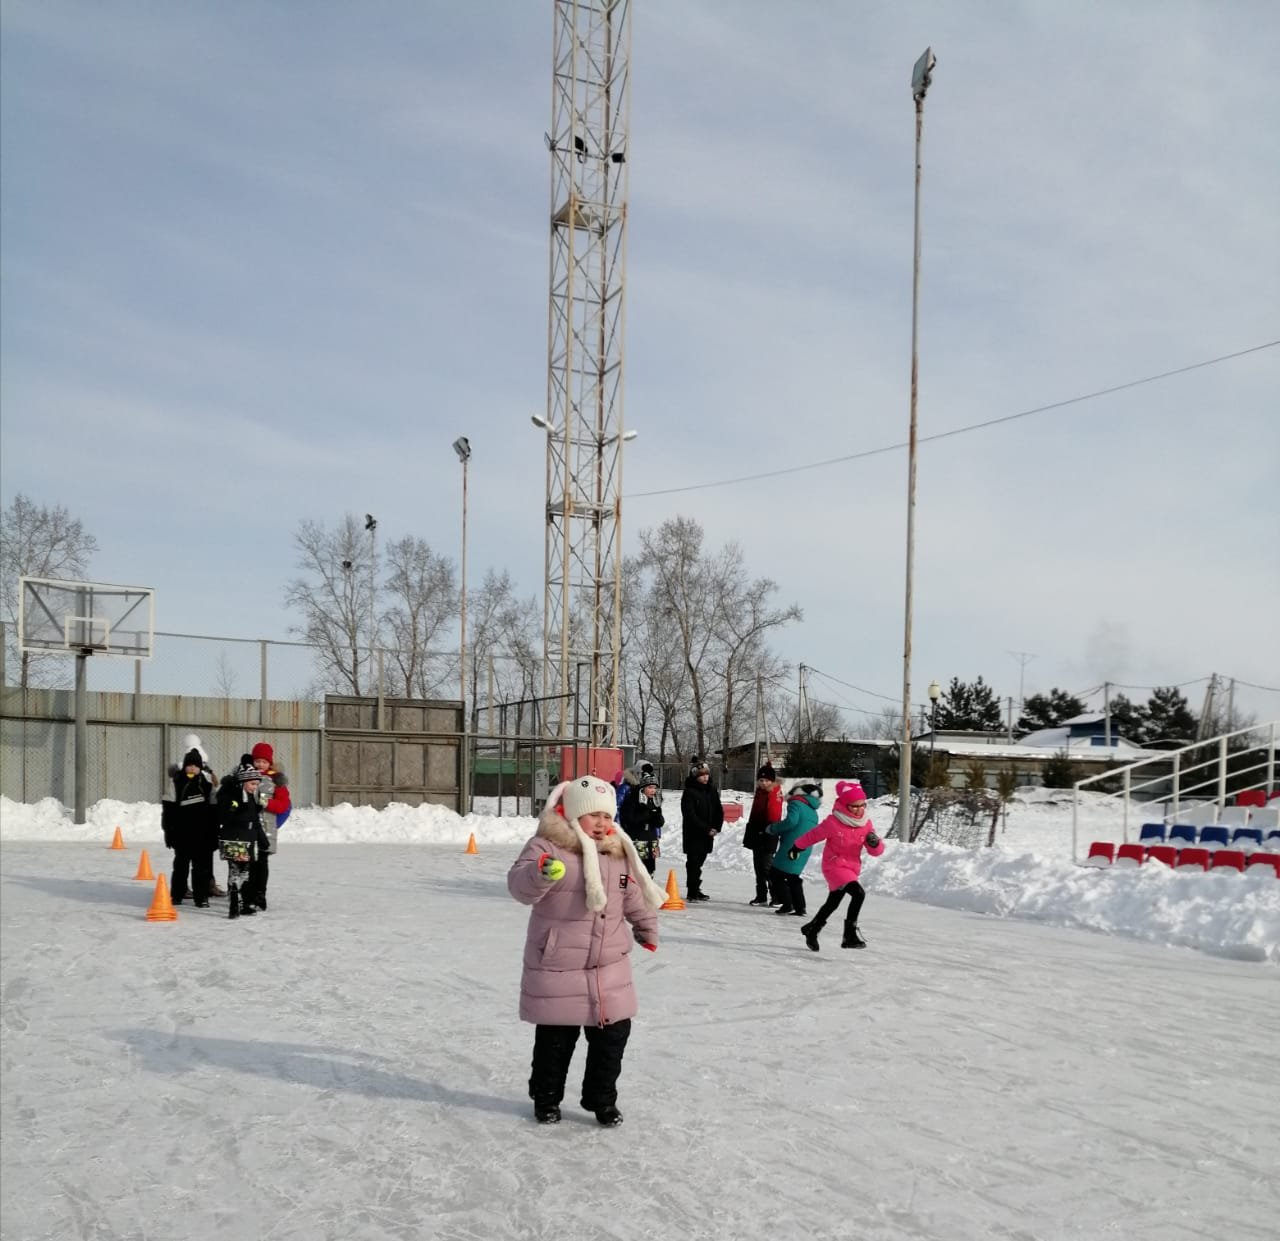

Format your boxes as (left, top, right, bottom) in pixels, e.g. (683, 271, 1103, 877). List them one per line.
(1181, 803, 1219, 828)
(1174, 847, 1210, 871)
(1209, 850, 1246, 874)
(1252, 807, 1280, 830)
(1168, 824, 1197, 846)
(1218, 805, 1251, 827)
(1245, 853, 1280, 878)
(1230, 828, 1264, 851)
(1237, 790, 1268, 809)
(1138, 823, 1165, 845)
(1198, 826, 1230, 850)
(1081, 836, 1279, 876)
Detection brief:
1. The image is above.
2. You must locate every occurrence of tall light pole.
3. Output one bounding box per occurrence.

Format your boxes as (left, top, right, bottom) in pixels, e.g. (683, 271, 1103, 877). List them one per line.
(452, 436, 471, 812)
(364, 514, 377, 705)
(897, 45, 937, 844)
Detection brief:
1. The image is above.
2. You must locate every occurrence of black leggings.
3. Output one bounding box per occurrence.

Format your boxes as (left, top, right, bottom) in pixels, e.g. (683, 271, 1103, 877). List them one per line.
(810, 881, 866, 933)
(751, 844, 776, 901)
(529, 1020, 632, 1110)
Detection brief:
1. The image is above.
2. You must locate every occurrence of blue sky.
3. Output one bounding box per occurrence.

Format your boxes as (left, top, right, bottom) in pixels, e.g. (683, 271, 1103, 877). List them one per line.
(2, 1, 1277, 726)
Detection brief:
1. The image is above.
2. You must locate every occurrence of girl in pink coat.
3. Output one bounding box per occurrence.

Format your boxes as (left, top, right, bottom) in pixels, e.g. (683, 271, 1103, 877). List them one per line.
(790, 780, 884, 952)
(508, 775, 666, 1126)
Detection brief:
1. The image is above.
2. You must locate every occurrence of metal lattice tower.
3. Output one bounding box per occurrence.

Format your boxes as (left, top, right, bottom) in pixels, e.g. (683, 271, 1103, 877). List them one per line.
(540, 0, 631, 745)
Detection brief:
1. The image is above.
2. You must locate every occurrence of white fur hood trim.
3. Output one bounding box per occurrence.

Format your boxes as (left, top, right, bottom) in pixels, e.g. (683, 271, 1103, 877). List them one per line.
(539, 781, 667, 912)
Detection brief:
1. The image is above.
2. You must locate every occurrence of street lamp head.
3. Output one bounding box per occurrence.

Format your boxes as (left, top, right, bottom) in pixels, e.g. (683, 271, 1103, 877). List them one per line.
(911, 47, 936, 100)
(452, 436, 471, 462)
(530, 414, 562, 435)
(620, 429, 638, 442)
(364, 514, 377, 532)
(928, 679, 941, 703)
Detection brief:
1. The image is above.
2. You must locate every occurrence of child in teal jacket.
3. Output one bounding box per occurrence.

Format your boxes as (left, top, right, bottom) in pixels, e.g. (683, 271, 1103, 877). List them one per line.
(766, 784, 822, 916)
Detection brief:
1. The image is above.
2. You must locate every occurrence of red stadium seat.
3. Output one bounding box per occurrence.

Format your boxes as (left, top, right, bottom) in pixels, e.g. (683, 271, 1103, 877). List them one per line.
(1114, 843, 1145, 867)
(1209, 850, 1246, 873)
(1175, 847, 1210, 871)
(1236, 790, 1267, 809)
(1084, 841, 1115, 867)
(721, 803, 744, 823)
(1244, 853, 1280, 878)
(1146, 845, 1178, 867)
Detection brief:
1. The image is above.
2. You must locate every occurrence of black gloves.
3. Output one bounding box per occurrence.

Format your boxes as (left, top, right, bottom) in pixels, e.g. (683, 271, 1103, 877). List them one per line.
(787, 846, 799, 861)
(866, 831, 881, 849)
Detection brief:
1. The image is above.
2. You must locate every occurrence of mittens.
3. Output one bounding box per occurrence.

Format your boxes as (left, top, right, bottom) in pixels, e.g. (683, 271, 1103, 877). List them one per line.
(538, 853, 566, 882)
(640, 942, 657, 953)
(865, 831, 881, 849)
(787, 846, 799, 861)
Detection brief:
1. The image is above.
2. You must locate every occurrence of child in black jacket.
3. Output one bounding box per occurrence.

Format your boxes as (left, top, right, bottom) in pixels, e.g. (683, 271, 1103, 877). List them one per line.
(161, 747, 217, 906)
(216, 758, 271, 921)
(618, 774, 664, 875)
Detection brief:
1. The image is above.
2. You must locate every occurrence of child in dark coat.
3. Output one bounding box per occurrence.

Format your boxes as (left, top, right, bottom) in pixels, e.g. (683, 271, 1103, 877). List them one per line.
(216, 758, 271, 921)
(618, 773, 664, 875)
(161, 747, 217, 906)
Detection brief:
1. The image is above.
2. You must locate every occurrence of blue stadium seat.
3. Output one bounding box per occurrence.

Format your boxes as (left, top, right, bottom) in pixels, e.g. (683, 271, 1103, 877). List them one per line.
(1139, 823, 1165, 845)
(1230, 827, 1264, 851)
(1199, 826, 1231, 850)
(1168, 824, 1197, 846)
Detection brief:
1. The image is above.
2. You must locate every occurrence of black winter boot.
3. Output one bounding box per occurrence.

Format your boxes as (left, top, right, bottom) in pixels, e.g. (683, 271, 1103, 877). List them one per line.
(841, 926, 867, 949)
(534, 1102, 561, 1124)
(800, 921, 821, 952)
(228, 890, 240, 920)
(594, 1105, 624, 1127)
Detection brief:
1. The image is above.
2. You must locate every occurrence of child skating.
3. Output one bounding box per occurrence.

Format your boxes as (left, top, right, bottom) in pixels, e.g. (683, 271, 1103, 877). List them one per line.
(507, 776, 666, 1126)
(790, 780, 883, 951)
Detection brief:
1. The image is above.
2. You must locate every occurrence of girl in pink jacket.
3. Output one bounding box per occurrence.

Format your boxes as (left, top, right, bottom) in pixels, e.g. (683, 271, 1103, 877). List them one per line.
(508, 775, 666, 1126)
(790, 780, 884, 952)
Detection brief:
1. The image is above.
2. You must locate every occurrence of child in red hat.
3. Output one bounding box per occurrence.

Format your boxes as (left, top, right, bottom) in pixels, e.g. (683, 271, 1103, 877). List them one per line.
(247, 741, 291, 910)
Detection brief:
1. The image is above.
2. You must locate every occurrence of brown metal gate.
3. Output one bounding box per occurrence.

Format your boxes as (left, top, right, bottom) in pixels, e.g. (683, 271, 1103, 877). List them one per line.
(322, 694, 463, 811)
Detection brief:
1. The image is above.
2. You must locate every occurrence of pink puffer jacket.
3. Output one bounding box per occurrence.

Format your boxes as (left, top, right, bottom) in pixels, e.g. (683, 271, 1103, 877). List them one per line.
(508, 809, 660, 1027)
(794, 811, 884, 890)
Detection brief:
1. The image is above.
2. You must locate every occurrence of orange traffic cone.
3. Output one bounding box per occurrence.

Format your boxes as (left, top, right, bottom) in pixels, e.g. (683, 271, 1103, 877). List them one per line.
(133, 849, 155, 881)
(145, 874, 177, 922)
(109, 826, 125, 850)
(464, 833, 478, 855)
(660, 869, 686, 911)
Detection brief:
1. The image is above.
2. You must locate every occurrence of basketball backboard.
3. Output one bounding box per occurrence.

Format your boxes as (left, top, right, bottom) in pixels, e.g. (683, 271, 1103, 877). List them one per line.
(19, 577, 155, 659)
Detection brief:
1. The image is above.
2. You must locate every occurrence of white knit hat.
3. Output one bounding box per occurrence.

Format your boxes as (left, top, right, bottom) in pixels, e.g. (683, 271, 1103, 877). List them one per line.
(561, 776, 616, 824)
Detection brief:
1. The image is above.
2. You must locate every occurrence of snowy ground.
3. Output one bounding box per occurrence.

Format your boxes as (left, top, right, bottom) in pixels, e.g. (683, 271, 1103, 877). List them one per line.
(2, 790, 1278, 1240)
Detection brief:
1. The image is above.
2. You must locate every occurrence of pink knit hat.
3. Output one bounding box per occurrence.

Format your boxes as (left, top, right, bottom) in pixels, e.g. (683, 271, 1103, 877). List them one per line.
(835, 780, 868, 809)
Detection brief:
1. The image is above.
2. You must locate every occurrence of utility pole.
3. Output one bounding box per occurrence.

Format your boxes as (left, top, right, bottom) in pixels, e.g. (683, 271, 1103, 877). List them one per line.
(1103, 680, 1111, 748)
(897, 45, 937, 845)
(1008, 650, 1036, 719)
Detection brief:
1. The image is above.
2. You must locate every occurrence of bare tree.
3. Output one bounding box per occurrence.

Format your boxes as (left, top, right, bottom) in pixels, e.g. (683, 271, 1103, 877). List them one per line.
(382, 535, 456, 697)
(286, 515, 371, 694)
(1, 494, 99, 688)
(212, 651, 239, 697)
(713, 550, 803, 761)
(637, 516, 726, 759)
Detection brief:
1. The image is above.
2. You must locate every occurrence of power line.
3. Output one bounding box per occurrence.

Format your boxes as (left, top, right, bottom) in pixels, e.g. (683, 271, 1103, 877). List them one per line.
(627, 340, 1279, 499)
(805, 665, 901, 704)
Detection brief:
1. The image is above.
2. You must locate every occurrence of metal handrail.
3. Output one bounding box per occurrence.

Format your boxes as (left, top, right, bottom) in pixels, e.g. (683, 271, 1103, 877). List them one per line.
(1071, 721, 1277, 861)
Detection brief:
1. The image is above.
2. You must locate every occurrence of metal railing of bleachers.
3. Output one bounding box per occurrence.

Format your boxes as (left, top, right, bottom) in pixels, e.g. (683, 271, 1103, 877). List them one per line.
(1070, 721, 1277, 861)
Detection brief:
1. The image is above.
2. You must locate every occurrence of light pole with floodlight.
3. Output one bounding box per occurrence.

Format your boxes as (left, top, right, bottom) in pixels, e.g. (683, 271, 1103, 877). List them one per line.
(897, 45, 937, 843)
(452, 436, 471, 811)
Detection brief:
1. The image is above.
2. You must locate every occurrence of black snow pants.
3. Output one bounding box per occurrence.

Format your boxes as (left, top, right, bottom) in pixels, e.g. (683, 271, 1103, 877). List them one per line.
(529, 1020, 632, 1111)
(809, 880, 866, 935)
